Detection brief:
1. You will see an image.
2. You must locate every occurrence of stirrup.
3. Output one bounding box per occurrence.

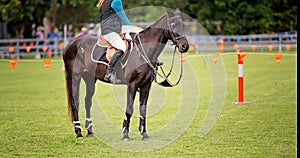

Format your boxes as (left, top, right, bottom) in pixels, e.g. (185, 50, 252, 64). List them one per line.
(104, 73, 112, 82)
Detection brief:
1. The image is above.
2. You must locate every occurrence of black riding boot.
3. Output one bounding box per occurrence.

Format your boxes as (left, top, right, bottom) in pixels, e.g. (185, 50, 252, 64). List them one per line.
(104, 49, 124, 82)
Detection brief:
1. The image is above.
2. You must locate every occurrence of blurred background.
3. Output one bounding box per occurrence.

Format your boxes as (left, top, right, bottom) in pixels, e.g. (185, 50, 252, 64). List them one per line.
(0, 0, 297, 59)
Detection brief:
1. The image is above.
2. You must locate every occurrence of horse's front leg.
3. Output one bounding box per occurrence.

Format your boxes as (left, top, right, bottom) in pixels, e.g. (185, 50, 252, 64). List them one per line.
(122, 83, 137, 141)
(139, 84, 151, 141)
(72, 73, 83, 138)
(82, 73, 96, 137)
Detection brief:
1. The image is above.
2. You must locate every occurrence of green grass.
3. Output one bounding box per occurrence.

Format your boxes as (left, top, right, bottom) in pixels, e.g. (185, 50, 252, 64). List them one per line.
(0, 51, 297, 157)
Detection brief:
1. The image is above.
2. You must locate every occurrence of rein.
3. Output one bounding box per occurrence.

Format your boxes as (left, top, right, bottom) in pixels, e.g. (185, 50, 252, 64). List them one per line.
(135, 34, 183, 87)
(155, 46, 183, 87)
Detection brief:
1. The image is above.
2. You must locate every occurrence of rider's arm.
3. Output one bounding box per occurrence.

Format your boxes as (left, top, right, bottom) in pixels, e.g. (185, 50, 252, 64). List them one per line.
(111, 0, 130, 25)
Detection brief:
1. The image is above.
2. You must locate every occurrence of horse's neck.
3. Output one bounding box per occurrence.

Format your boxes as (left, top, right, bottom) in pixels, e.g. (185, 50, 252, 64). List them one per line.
(138, 16, 170, 62)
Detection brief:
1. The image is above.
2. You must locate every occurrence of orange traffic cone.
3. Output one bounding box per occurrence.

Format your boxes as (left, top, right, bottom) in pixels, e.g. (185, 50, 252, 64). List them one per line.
(10, 60, 18, 70)
(43, 60, 52, 70)
(274, 54, 283, 64)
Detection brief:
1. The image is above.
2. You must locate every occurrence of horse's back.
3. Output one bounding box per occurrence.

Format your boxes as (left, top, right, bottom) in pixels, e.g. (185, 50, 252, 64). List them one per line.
(63, 35, 98, 60)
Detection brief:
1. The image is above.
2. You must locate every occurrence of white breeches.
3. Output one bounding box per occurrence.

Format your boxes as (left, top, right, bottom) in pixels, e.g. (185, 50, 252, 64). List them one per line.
(102, 32, 126, 52)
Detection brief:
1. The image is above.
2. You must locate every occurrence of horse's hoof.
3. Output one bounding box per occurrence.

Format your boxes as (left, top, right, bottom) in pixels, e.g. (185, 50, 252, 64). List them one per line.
(87, 133, 94, 137)
(76, 136, 84, 144)
(142, 136, 150, 141)
(76, 133, 83, 138)
(87, 130, 94, 137)
(122, 135, 130, 141)
(141, 132, 150, 141)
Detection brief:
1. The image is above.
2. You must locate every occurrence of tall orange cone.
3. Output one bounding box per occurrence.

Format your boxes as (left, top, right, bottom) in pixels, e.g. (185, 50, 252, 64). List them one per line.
(238, 49, 247, 62)
(10, 60, 18, 70)
(233, 49, 250, 105)
(212, 54, 220, 64)
(274, 54, 283, 64)
(43, 60, 52, 70)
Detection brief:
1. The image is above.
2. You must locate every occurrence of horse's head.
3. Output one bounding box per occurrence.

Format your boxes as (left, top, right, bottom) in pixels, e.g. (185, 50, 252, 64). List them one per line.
(166, 8, 189, 53)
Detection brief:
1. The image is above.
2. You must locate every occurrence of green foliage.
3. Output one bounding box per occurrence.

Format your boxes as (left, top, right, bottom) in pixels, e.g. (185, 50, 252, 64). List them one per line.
(0, 0, 297, 36)
(196, 0, 297, 34)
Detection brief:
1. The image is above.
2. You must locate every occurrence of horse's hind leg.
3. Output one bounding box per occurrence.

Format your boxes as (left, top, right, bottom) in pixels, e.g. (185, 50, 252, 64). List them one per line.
(139, 84, 151, 141)
(71, 73, 83, 138)
(82, 72, 96, 137)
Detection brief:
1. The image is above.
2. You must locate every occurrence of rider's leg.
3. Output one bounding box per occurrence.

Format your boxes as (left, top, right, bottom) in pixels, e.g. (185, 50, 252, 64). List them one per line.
(102, 32, 126, 81)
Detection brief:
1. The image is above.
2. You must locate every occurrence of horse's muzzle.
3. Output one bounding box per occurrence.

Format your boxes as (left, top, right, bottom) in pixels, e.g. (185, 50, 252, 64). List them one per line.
(178, 37, 189, 53)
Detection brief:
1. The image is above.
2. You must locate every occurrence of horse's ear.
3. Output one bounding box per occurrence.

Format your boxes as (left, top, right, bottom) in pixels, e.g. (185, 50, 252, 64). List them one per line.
(175, 8, 181, 15)
(166, 8, 175, 17)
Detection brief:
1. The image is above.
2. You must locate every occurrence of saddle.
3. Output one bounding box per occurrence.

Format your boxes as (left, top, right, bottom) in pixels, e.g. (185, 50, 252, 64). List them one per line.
(91, 25, 143, 64)
(98, 34, 129, 62)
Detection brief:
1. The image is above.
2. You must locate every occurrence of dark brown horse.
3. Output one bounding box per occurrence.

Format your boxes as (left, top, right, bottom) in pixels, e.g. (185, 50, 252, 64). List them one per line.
(63, 8, 189, 140)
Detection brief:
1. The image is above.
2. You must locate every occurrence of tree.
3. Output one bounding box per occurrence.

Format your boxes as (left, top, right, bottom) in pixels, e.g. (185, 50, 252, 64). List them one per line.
(0, 0, 50, 38)
(0, 0, 98, 38)
(196, 0, 297, 35)
(0, 0, 298, 37)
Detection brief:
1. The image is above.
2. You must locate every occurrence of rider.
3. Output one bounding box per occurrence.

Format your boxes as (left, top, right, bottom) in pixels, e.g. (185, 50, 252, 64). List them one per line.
(97, 0, 130, 82)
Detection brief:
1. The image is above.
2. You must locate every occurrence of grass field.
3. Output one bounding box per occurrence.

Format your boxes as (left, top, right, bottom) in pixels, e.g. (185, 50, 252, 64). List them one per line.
(0, 51, 297, 157)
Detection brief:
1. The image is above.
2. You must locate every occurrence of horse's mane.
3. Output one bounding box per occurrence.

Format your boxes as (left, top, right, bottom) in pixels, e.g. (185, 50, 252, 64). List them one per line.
(141, 15, 167, 34)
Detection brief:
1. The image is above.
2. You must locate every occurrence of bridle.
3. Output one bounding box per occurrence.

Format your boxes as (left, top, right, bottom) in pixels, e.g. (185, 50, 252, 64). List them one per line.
(135, 14, 186, 87)
(167, 15, 186, 48)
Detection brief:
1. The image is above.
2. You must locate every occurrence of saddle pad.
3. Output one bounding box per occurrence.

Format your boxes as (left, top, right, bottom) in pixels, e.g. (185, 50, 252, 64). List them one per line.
(91, 43, 109, 65)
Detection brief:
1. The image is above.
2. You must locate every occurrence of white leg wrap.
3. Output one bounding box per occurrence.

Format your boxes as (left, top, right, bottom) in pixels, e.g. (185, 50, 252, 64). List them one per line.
(73, 121, 80, 124)
(73, 121, 82, 130)
(74, 125, 82, 131)
(86, 118, 92, 121)
(86, 123, 92, 130)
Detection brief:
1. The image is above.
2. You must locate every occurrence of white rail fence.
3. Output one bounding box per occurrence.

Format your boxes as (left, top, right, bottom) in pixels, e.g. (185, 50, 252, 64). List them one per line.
(0, 33, 297, 59)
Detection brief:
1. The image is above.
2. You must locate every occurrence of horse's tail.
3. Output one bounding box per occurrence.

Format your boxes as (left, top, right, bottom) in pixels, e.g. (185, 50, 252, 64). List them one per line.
(65, 68, 74, 123)
(63, 41, 76, 123)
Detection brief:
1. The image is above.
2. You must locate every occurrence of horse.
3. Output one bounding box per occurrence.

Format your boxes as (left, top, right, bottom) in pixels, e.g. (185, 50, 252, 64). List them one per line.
(63, 8, 189, 140)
